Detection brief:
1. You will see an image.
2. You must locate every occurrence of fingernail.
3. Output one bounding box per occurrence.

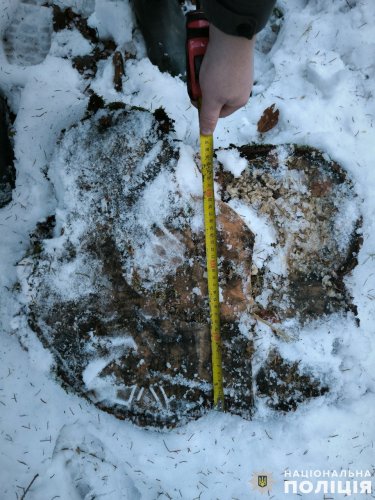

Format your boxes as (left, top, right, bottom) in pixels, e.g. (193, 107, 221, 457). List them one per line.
(200, 128, 212, 136)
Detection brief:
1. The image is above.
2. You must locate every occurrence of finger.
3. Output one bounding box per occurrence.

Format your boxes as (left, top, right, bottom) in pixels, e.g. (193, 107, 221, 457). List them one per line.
(199, 97, 221, 136)
(219, 104, 242, 118)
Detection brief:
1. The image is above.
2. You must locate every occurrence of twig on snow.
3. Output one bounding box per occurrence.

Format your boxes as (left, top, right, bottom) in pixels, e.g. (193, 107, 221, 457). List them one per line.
(20, 473, 39, 500)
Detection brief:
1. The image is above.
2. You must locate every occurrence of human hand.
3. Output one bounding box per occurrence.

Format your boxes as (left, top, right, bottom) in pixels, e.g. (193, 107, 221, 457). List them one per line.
(198, 24, 255, 136)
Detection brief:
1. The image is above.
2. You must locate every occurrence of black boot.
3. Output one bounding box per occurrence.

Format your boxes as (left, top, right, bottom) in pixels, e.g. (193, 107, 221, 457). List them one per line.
(133, 0, 186, 77)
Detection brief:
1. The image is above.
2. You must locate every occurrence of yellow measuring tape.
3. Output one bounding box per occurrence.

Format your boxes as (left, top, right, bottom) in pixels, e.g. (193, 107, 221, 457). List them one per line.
(199, 133, 225, 410)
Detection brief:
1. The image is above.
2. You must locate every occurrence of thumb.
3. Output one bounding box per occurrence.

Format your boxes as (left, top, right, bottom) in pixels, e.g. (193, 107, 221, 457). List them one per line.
(199, 97, 221, 136)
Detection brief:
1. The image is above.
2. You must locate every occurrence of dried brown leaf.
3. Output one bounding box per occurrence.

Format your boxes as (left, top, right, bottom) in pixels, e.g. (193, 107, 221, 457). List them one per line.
(257, 104, 279, 133)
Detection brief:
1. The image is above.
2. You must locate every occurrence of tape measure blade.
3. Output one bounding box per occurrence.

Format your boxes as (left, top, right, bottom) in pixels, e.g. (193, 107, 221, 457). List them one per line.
(199, 133, 224, 410)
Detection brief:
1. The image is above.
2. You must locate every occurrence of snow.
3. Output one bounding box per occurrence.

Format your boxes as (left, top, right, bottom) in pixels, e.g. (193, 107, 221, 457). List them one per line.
(216, 148, 248, 177)
(2, 2, 52, 66)
(0, 0, 374, 499)
(175, 144, 202, 198)
(50, 28, 93, 58)
(88, 0, 134, 47)
(227, 198, 277, 269)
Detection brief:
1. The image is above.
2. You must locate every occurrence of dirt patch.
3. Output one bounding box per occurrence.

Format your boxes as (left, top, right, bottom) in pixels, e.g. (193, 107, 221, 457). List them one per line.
(52, 5, 98, 43)
(51, 4, 134, 81)
(256, 349, 329, 411)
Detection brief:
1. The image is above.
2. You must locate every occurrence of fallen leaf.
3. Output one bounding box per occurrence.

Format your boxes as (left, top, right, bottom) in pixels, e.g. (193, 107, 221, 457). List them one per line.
(257, 104, 280, 133)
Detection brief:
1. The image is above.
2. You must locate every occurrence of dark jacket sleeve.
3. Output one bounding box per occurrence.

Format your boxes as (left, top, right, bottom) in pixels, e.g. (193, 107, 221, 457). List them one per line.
(201, 0, 276, 39)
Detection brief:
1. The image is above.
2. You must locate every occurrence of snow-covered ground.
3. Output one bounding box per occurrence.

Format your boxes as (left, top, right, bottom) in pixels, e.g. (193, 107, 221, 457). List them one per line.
(0, 0, 374, 498)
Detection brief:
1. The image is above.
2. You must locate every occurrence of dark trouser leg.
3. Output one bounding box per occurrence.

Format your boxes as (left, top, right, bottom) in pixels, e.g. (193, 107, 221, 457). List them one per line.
(0, 94, 15, 208)
(132, 0, 186, 77)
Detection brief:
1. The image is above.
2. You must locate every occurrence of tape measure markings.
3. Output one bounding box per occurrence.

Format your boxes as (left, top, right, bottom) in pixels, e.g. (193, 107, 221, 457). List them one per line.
(200, 133, 225, 410)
